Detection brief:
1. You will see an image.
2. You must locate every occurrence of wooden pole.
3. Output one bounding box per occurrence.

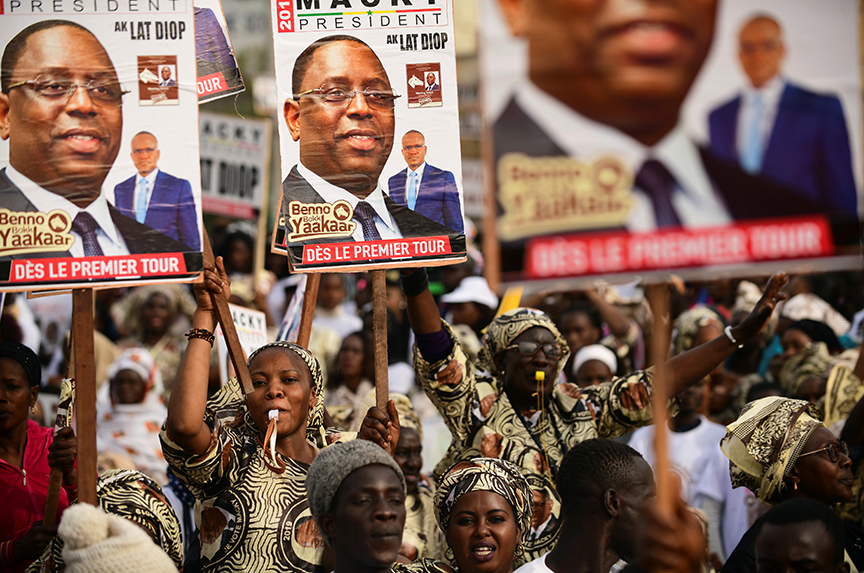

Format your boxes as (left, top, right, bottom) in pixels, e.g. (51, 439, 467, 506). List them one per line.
(647, 283, 673, 519)
(372, 270, 389, 411)
(44, 377, 75, 527)
(296, 274, 321, 350)
(202, 233, 254, 394)
(71, 289, 97, 506)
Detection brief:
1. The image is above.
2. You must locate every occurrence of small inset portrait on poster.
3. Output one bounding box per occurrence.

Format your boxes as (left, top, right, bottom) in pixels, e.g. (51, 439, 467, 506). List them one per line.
(138, 55, 179, 105)
(406, 62, 442, 108)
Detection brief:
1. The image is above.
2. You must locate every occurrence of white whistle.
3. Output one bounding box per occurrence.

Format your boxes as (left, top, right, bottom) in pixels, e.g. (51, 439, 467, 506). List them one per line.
(268, 409, 279, 422)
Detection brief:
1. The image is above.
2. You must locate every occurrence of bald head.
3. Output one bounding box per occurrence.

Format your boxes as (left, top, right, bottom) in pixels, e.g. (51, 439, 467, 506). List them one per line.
(739, 15, 785, 88)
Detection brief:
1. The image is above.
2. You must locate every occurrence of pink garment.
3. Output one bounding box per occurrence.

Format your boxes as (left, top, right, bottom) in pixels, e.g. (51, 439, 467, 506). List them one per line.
(1, 420, 74, 572)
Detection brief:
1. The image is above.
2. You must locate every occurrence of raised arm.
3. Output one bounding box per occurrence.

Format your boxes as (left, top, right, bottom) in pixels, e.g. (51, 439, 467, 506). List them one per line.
(165, 257, 230, 454)
(402, 268, 443, 336)
(665, 273, 787, 397)
(586, 286, 633, 340)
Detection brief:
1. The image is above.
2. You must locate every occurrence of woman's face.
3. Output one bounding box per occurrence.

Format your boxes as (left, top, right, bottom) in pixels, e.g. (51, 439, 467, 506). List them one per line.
(245, 348, 315, 437)
(393, 428, 422, 495)
(499, 327, 560, 404)
(560, 311, 600, 353)
(781, 328, 812, 360)
(0, 358, 37, 433)
(142, 293, 173, 335)
(574, 359, 613, 388)
(446, 490, 519, 573)
(338, 335, 364, 379)
(793, 427, 854, 504)
(111, 369, 148, 404)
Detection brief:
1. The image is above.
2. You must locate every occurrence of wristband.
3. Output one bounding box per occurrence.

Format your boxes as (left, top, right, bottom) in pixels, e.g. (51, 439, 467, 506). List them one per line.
(400, 268, 429, 297)
(724, 325, 744, 349)
(1, 540, 13, 565)
(185, 328, 215, 346)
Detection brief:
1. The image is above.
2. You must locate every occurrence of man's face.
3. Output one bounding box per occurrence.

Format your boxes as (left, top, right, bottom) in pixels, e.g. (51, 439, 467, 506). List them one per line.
(531, 490, 553, 529)
(0, 26, 123, 202)
(426, 73, 435, 85)
(498, 0, 717, 140)
(284, 41, 395, 197)
(610, 457, 656, 562)
(739, 19, 785, 89)
(130, 133, 160, 176)
(401, 132, 426, 171)
(755, 521, 848, 573)
(161, 67, 171, 81)
(318, 465, 406, 569)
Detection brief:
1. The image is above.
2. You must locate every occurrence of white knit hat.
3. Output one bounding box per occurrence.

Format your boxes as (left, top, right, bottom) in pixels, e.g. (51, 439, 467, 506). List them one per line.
(60, 504, 178, 573)
(572, 344, 617, 378)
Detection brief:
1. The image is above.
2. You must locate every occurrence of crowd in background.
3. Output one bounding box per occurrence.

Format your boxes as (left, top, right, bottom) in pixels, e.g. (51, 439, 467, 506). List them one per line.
(2, 222, 864, 573)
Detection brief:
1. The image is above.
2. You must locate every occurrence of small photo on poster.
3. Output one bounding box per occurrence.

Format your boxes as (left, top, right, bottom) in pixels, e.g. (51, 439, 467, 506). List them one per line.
(138, 55, 179, 105)
(406, 63, 443, 108)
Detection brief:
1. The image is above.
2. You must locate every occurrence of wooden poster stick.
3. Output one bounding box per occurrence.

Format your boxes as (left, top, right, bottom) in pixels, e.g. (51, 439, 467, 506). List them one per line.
(71, 288, 97, 506)
(647, 283, 673, 519)
(44, 377, 75, 526)
(202, 233, 254, 394)
(296, 274, 321, 350)
(372, 270, 389, 411)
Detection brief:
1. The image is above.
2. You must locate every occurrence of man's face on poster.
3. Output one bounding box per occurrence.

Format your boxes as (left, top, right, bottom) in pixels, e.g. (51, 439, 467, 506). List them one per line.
(498, 0, 717, 130)
(531, 489, 553, 530)
(285, 41, 395, 195)
(131, 132, 160, 176)
(738, 18, 785, 89)
(161, 66, 172, 81)
(0, 25, 123, 201)
(426, 73, 435, 86)
(401, 132, 426, 171)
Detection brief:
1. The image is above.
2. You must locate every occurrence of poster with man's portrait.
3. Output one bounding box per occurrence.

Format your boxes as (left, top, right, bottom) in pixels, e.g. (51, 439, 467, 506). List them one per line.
(271, 0, 466, 272)
(0, 8, 204, 290)
(481, 0, 861, 282)
(193, 0, 245, 103)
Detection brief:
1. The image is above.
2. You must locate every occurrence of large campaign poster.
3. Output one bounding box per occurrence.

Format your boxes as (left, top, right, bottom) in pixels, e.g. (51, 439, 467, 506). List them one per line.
(481, 0, 862, 282)
(0, 5, 204, 290)
(199, 111, 270, 219)
(271, 0, 466, 272)
(194, 0, 244, 103)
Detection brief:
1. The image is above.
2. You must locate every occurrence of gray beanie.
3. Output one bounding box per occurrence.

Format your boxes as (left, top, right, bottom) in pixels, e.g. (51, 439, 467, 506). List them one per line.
(306, 440, 406, 519)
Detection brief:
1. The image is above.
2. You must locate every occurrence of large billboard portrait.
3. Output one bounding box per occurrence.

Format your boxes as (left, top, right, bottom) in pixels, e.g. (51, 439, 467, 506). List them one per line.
(0, 8, 204, 290)
(481, 0, 862, 282)
(271, 0, 466, 272)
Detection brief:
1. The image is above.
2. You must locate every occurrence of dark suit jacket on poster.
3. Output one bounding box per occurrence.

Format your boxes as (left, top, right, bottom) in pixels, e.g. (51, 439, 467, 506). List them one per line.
(281, 166, 464, 267)
(0, 168, 189, 260)
(492, 97, 856, 274)
(708, 82, 857, 218)
(195, 7, 237, 70)
(114, 170, 201, 250)
(388, 164, 463, 233)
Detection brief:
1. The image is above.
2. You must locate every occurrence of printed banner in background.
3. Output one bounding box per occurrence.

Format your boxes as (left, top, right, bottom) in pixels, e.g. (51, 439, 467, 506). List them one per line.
(216, 303, 267, 383)
(0, 5, 204, 290)
(199, 111, 271, 219)
(480, 0, 862, 281)
(193, 0, 245, 103)
(270, 0, 467, 272)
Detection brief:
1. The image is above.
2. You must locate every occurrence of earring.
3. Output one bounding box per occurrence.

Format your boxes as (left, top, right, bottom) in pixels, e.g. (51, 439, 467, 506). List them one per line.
(445, 547, 454, 561)
(515, 542, 525, 557)
(793, 481, 798, 491)
(29, 405, 37, 414)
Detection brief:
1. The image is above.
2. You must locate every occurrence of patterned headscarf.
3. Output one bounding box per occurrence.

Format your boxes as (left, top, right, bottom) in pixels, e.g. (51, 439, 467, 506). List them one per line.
(434, 458, 532, 540)
(105, 347, 165, 408)
(478, 308, 569, 379)
(778, 341, 834, 398)
(721, 397, 824, 505)
(114, 284, 197, 337)
(670, 306, 724, 357)
(207, 341, 326, 446)
(30, 469, 184, 572)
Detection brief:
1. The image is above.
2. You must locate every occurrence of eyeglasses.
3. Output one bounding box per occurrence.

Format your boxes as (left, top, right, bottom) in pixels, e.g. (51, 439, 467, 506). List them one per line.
(502, 341, 563, 359)
(7, 74, 129, 105)
(403, 145, 425, 151)
(132, 148, 158, 155)
(293, 87, 401, 109)
(798, 441, 849, 463)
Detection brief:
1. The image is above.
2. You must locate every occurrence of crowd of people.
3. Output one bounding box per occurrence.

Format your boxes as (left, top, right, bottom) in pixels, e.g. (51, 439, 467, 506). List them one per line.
(2, 237, 864, 572)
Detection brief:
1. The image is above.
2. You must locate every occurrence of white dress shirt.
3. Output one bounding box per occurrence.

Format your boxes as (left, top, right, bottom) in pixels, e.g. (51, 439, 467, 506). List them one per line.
(514, 81, 732, 231)
(5, 165, 130, 256)
(404, 162, 426, 206)
(736, 75, 785, 158)
(296, 163, 403, 241)
(134, 168, 160, 214)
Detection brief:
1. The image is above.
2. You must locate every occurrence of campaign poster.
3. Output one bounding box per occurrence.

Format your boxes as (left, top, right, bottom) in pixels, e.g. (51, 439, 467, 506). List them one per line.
(271, 0, 466, 272)
(480, 0, 862, 282)
(199, 112, 270, 219)
(194, 0, 245, 103)
(216, 303, 267, 383)
(0, 6, 204, 291)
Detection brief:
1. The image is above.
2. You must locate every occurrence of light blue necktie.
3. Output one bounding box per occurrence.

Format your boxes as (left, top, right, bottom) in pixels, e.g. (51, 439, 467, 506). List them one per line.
(407, 171, 418, 210)
(742, 93, 764, 173)
(136, 178, 148, 223)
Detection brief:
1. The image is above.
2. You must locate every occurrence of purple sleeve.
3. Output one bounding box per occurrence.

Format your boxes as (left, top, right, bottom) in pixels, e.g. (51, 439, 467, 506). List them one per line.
(415, 328, 453, 364)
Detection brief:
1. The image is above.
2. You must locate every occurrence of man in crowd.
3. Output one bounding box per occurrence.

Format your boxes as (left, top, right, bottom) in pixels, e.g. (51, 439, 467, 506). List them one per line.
(114, 131, 201, 250)
(388, 130, 463, 234)
(708, 14, 857, 219)
(281, 34, 452, 244)
(0, 20, 186, 258)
